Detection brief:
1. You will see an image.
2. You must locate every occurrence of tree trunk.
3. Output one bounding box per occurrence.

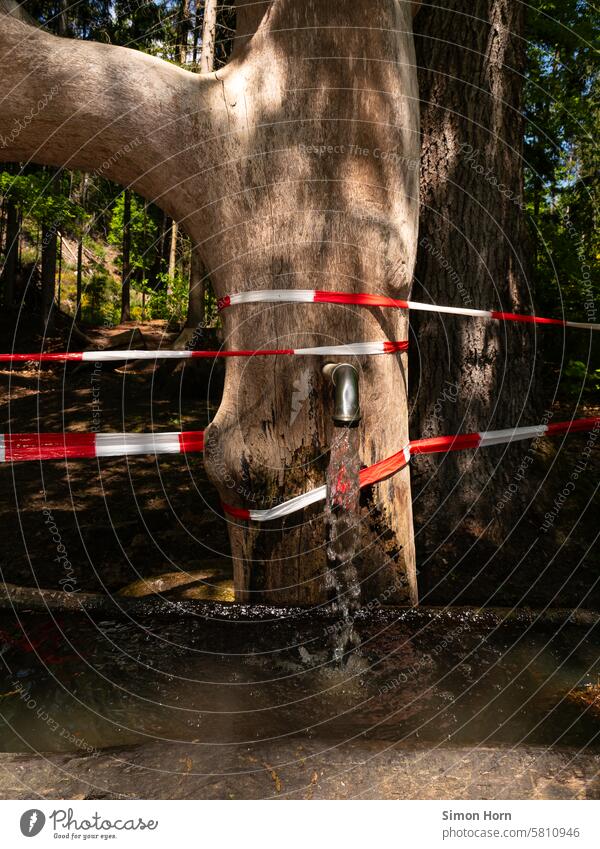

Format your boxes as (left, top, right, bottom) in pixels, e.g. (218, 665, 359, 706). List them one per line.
(56, 233, 62, 308)
(186, 243, 205, 327)
(41, 223, 57, 330)
(75, 172, 87, 323)
(199, 0, 218, 74)
(0, 0, 421, 606)
(75, 237, 83, 322)
(57, 0, 68, 37)
(183, 0, 217, 327)
(149, 210, 169, 290)
(192, 0, 201, 65)
(177, 0, 191, 65)
(168, 221, 178, 290)
(2, 197, 19, 310)
(202, 0, 421, 605)
(411, 0, 538, 602)
(121, 188, 132, 322)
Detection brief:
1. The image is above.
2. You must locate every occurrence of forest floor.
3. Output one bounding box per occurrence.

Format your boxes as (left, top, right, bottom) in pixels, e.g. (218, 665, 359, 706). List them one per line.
(0, 316, 232, 601)
(1, 740, 599, 799)
(0, 315, 598, 607)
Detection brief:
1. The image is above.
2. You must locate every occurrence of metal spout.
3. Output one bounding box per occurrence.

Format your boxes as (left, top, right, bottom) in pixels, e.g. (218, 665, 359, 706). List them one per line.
(323, 362, 361, 427)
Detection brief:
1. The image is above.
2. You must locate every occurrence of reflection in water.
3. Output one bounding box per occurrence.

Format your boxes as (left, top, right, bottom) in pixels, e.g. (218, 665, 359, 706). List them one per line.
(325, 427, 361, 663)
(0, 610, 599, 754)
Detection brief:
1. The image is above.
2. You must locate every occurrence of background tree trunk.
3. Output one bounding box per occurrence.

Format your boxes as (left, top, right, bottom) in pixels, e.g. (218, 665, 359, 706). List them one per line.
(75, 237, 83, 323)
(187, 244, 205, 327)
(57, 0, 68, 37)
(75, 172, 87, 323)
(411, 0, 538, 603)
(177, 0, 191, 65)
(40, 223, 57, 330)
(121, 188, 131, 323)
(183, 0, 218, 328)
(2, 197, 19, 310)
(199, 0, 218, 73)
(168, 222, 178, 292)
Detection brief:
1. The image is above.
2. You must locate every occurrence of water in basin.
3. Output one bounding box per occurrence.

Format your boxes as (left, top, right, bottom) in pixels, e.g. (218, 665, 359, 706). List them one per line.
(0, 607, 599, 755)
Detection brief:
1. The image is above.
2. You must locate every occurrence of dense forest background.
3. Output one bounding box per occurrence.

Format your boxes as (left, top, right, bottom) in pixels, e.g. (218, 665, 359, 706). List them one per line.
(0, 0, 598, 402)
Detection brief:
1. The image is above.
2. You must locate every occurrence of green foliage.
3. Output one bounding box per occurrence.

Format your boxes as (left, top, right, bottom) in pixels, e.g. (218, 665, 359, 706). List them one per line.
(108, 191, 158, 279)
(525, 1, 600, 330)
(140, 273, 189, 323)
(0, 168, 84, 230)
(562, 360, 600, 397)
(82, 269, 120, 325)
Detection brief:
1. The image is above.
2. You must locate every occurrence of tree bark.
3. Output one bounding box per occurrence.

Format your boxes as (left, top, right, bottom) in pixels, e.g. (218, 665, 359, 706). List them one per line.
(187, 243, 206, 327)
(40, 222, 57, 330)
(56, 232, 62, 307)
(149, 210, 170, 290)
(168, 221, 178, 291)
(177, 0, 191, 64)
(75, 236, 83, 322)
(411, 0, 537, 601)
(0, 0, 421, 606)
(57, 0, 68, 37)
(199, 0, 218, 74)
(121, 188, 132, 322)
(2, 196, 19, 310)
(184, 0, 218, 327)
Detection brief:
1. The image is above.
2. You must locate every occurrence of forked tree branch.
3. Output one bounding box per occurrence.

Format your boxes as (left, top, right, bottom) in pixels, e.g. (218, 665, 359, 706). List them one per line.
(0, 1, 223, 216)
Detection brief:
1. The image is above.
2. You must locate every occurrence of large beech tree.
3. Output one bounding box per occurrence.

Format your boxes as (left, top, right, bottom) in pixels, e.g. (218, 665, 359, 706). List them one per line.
(1, 0, 532, 606)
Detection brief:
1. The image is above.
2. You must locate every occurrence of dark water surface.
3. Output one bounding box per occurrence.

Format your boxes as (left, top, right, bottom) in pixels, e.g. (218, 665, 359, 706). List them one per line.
(0, 607, 599, 754)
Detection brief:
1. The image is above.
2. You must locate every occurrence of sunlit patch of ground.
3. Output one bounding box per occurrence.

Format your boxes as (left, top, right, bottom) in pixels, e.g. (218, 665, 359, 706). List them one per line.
(567, 683, 600, 718)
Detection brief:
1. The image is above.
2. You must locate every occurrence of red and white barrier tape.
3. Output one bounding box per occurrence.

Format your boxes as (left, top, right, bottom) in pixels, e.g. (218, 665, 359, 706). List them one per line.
(1, 418, 597, 521)
(222, 417, 600, 520)
(0, 340, 407, 363)
(0, 432, 204, 462)
(218, 289, 600, 331)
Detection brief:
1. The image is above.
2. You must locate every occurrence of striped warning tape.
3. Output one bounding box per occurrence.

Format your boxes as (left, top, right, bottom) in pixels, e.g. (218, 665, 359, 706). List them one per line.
(222, 417, 600, 521)
(0, 432, 204, 462)
(0, 340, 408, 363)
(2, 419, 596, 522)
(218, 289, 600, 331)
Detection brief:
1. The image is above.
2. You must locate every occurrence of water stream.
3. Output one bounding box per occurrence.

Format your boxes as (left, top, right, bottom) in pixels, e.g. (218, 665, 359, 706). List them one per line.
(325, 426, 362, 663)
